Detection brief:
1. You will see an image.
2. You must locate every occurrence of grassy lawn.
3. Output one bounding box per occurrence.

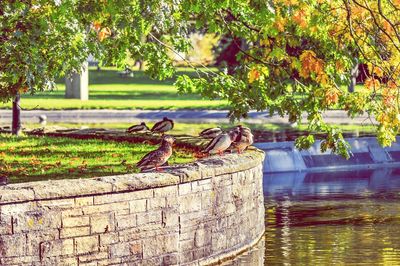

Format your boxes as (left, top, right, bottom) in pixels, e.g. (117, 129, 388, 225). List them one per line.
(0, 67, 228, 110)
(0, 134, 194, 184)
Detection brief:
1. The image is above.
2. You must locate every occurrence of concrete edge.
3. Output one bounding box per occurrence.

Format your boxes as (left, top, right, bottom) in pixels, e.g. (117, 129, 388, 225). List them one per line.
(0, 150, 265, 205)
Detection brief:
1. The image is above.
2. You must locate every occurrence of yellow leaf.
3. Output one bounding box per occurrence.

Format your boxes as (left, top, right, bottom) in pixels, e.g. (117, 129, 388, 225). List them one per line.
(248, 68, 261, 84)
(373, 66, 384, 78)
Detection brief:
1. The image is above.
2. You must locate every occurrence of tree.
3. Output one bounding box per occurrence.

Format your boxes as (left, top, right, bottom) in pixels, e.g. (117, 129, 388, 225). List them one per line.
(175, 0, 400, 157)
(0, 0, 190, 135)
(1, 1, 91, 135)
(2, 1, 400, 158)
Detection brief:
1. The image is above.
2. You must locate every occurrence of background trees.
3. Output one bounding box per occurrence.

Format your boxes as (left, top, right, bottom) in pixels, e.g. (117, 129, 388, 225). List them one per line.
(2, 0, 400, 157)
(175, 0, 400, 157)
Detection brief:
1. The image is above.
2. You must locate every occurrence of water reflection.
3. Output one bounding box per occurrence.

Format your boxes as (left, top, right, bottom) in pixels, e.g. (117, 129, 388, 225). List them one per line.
(227, 167, 400, 265)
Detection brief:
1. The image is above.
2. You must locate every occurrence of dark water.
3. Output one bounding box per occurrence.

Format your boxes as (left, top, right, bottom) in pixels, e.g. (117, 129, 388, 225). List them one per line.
(228, 168, 400, 265)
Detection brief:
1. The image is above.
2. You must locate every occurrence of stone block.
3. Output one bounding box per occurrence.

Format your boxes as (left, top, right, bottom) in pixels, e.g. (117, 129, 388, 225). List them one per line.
(96, 258, 122, 265)
(61, 208, 84, 218)
(115, 213, 136, 230)
(78, 251, 109, 263)
(83, 202, 129, 215)
(75, 235, 99, 255)
(129, 199, 147, 213)
(179, 193, 202, 214)
(94, 190, 153, 205)
(75, 196, 94, 207)
(40, 239, 74, 258)
(37, 198, 75, 209)
(136, 211, 161, 226)
(147, 197, 166, 210)
(109, 242, 131, 258)
(91, 213, 115, 234)
(60, 226, 91, 238)
(142, 234, 178, 259)
(0, 234, 26, 257)
(100, 232, 119, 246)
(154, 185, 178, 198)
(26, 229, 59, 256)
(178, 183, 192, 195)
(162, 254, 178, 265)
(162, 209, 179, 228)
(63, 216, 90, 228)
(194, 228, 212, 248)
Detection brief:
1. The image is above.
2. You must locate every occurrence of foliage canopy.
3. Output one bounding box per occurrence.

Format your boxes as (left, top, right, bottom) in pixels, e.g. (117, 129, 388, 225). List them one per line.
(1, 0, 400, 156)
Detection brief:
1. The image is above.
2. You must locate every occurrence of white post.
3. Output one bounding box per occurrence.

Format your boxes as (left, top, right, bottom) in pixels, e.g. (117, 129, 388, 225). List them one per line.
(65, 62, 89, 100)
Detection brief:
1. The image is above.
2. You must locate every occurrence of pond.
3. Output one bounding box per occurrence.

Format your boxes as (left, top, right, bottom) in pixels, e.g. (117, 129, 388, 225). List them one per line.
(228, 167, 400, 265)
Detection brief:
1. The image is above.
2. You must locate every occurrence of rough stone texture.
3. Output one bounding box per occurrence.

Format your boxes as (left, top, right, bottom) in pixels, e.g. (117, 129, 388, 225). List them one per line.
(0, 150, 265, 266)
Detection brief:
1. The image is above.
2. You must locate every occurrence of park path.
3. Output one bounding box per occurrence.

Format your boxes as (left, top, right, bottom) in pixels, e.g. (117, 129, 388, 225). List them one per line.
(0, 109, 375, 125)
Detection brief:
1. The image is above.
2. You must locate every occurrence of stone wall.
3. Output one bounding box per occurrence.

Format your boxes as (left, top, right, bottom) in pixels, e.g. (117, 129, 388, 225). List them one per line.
(0, 150, 265, 266)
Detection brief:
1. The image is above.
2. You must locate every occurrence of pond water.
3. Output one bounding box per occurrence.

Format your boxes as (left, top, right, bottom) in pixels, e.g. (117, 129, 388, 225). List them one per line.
(228, 167, 400, 265)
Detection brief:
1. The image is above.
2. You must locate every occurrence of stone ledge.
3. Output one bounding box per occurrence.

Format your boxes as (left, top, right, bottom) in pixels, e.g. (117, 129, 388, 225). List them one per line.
(0, 150, 264, 205)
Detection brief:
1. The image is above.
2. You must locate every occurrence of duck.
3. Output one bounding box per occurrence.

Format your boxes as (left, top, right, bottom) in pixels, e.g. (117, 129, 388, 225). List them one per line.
(202, 127, 240, 155)
(136, 135, 175, 171)
(199, 127, 223, 138)
(38, 115, 47, 128)
(0, 175, 8, 186)
(126, 122, 149, 133)
(230, 125, 254, 153)
(151, 117, 174, 135)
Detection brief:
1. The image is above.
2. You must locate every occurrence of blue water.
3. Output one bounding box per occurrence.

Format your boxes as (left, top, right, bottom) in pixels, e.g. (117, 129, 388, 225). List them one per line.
(228, 167, 400, 265)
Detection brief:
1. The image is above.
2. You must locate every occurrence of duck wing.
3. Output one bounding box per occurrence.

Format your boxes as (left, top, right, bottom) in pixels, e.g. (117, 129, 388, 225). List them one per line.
(199, 128, 222, 137)
(137, 149, 163, 167)
(127, 124, 143, 132)
(202, 134, 231, 153)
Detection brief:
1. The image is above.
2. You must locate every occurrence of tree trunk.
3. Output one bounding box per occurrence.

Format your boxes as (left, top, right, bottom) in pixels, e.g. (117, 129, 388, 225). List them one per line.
(348, 62, 359, 93)
(12, 94, 22, 136)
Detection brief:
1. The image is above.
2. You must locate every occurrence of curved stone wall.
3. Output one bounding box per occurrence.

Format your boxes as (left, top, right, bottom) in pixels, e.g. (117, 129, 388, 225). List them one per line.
(0, 150, 265, 265)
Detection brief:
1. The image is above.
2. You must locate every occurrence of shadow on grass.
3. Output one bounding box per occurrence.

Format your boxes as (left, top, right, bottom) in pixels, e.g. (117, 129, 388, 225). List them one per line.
(55, 68, 204, 86)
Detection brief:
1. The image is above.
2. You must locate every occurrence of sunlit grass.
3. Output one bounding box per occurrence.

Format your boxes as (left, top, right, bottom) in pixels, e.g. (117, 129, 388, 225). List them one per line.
(0, 67, 228, 110)
(0, 134, 194, 184)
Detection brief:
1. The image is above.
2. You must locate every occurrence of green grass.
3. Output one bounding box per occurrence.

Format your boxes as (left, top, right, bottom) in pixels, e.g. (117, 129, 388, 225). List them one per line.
(0, 67, 228, 110)
(0, 134, 194, 184)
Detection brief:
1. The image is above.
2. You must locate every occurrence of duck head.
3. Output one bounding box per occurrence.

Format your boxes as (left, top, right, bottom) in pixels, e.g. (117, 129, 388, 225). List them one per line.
(228, 128, 241, 141)
(162, 135, 176, 145)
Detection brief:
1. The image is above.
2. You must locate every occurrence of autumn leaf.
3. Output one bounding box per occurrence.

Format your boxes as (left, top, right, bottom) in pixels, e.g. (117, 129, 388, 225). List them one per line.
(365, 77, 380, 90)
(274, 17, 286, 32)
(98, 27, 111, 42)
(324, 89, 340, 105)
(92, 21, 102, 32)
(293, 10, 307, 29)
(248, 68, 261, 83)
(372, 66, 384, 78)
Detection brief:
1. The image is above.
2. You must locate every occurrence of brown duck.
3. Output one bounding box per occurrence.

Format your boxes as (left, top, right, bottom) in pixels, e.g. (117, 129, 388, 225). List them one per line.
(199, 127, 223, 138)
(202, 128, 240, 155)
(151, 117, 174, 135)
(136, 135, 175, 171)
(230, 125, 254, 153)
(127, 122, 149, 133)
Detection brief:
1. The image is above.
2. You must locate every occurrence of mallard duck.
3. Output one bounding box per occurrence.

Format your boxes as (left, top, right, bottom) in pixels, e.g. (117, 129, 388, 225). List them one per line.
(230, 125, 254, 153)
(136, 135, 175, 171)
(199, 127, 223, 138)
(126, 122, 149, 133)
(202, 128, 240, 155)
(38, 115, 47, 127)
(151, 117, 174, 135)
(0, 175, 8, 186)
